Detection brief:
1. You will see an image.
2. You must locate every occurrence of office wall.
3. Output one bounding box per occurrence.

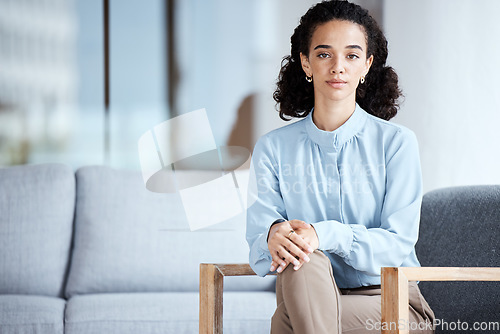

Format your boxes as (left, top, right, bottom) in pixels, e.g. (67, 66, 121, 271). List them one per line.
(384, 0, 500, 192)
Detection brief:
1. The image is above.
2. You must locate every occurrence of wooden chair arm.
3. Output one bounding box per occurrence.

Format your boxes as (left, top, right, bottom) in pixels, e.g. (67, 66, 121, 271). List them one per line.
(199, 263, 260, 334)
(381, 267, 500, 334)
(201, 264, 500, 334)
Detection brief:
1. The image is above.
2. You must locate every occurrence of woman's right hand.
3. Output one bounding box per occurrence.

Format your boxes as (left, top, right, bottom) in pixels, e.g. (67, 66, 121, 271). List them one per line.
(267, 219, 314, 273)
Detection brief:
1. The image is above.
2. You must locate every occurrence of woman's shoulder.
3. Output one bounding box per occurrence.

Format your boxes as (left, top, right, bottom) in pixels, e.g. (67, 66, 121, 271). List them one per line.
(358, 111, 419, 160)
(363, 111, 417, 142)
(257, 117, 307, 145)
(251, 117, 308, 162)
(359, 112, 420, 165)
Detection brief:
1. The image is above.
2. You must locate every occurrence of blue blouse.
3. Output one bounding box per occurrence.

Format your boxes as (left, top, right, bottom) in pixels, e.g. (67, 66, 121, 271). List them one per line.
(246, 104, 422, 288)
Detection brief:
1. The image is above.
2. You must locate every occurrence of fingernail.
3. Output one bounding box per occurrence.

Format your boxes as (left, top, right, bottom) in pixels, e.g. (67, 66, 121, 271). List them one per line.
(270, 266, 276, 272)
(307, 247, 313, 253)
(304, 256, 310, 262)
(294, 266, 299, 270)
(293, 260, 300, 266)
(277, 267, 283, 273)
(281, 262, 286, 267)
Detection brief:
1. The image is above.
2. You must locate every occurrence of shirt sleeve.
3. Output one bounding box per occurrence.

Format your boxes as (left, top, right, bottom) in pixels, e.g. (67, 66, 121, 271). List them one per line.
(246, 136, 287, 277)
(310, 128, 423, 276)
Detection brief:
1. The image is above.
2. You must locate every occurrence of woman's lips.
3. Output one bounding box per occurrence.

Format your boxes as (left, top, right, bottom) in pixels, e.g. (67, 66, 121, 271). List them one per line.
(327, 80, 347, 89)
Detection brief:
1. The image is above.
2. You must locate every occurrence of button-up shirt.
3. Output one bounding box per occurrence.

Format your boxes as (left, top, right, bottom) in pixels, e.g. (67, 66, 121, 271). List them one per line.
(246, 104, 422, 288)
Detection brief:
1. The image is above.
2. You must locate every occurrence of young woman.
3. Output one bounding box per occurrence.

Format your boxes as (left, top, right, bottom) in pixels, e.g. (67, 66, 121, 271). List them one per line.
(246, 1, 435, 333)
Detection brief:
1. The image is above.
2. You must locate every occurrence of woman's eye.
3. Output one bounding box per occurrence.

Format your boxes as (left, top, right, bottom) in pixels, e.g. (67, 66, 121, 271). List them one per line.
(347, 54, 359, 60)
(318, 53, 330, 58)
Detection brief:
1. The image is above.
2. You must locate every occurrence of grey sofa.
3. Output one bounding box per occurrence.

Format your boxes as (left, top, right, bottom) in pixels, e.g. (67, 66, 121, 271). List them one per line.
(0, 163, 276, 334)
(416, 186, 500, 334)
(1, 164, 498, 334)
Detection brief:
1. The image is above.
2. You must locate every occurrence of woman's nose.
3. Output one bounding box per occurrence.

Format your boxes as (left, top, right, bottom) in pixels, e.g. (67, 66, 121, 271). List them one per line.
(330, 57, 345, 74)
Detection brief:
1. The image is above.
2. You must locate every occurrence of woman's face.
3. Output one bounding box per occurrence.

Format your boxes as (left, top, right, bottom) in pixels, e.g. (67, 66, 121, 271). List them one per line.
(300, 19, 373, 106)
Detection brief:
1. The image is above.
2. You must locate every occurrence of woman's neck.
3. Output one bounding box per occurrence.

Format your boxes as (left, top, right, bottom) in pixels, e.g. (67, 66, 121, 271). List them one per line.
(312, 98, 356, 132)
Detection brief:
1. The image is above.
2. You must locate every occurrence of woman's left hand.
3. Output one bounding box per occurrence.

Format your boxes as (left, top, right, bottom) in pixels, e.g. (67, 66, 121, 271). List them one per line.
(270, 223, 319, 273)
(294, 224, 319, 251)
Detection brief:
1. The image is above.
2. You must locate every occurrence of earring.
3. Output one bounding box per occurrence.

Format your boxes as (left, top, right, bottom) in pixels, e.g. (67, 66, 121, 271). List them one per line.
(360, 76, 365, 84)
(306, 75, 313, 83)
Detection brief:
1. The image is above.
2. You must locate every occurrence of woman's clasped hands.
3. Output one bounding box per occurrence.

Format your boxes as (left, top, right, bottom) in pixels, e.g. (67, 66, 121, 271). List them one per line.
(267, 219, 319, 273)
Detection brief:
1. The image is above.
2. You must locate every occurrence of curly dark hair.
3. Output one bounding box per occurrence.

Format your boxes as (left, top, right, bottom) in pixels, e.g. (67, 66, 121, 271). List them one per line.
(273, 0, 401, 121)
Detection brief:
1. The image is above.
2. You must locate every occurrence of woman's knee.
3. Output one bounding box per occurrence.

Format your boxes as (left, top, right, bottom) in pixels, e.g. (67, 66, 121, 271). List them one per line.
(280, 250, 332, 282)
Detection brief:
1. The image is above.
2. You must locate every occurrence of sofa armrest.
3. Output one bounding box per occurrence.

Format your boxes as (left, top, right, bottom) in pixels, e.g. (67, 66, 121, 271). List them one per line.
(199, 263, 261, 334)
(381, 267, 500, 334)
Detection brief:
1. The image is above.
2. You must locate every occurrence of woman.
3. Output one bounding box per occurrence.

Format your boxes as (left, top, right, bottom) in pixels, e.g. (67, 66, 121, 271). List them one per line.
(246, 1, 435, 333)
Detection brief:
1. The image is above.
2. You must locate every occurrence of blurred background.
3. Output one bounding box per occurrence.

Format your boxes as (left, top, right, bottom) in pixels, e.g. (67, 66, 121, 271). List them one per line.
(0, 0, 499, 193)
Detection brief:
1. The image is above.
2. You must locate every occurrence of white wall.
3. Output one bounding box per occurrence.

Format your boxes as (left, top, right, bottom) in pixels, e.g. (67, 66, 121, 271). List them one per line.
(384, 0, 500, 192)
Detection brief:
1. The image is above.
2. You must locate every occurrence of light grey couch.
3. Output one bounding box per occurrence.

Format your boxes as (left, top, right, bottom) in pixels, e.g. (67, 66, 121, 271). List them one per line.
(2, 164, 499, 334)
(0, 163, 276, 334)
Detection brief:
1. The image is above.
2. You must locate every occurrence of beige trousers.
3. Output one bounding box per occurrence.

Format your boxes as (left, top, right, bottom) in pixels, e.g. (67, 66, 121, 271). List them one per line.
(271, 251, 435, 334)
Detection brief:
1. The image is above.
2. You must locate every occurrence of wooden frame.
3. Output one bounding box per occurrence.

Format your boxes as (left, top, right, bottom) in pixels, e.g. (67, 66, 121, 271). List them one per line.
(381, 267, 500, 334)
(199, 263, 260, 334)
(200, 265, 500, 334)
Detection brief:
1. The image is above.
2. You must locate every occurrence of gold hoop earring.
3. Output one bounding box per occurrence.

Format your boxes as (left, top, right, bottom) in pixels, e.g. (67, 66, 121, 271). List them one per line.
(360, 76, 365, 84)
(306, 75, 313, 83)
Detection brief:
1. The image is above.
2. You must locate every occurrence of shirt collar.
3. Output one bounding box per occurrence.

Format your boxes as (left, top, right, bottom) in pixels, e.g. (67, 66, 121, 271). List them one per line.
(304, 103, 367, 151)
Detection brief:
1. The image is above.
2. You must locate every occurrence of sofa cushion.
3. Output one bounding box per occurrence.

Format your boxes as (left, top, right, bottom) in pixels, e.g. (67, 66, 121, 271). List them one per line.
(0, 164, 75, 297)
(0, 295, 65, 334)
(65, 166, 274, 297)
(416, 185, 500, 333)
(65, 291, 275, 334)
